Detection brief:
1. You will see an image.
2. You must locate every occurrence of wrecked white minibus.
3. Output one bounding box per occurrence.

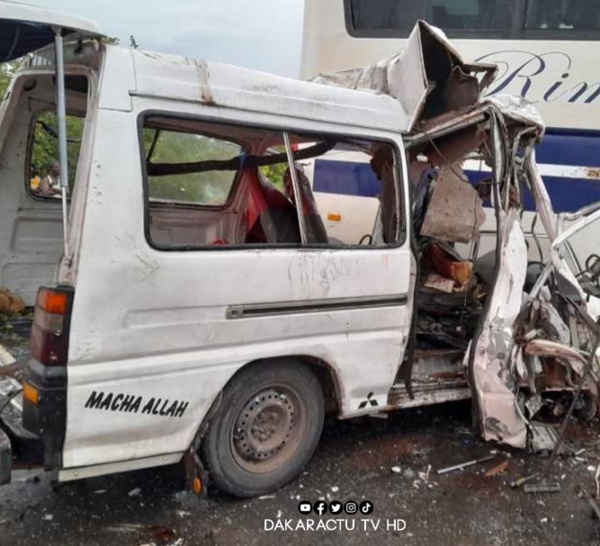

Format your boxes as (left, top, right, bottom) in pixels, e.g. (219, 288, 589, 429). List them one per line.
(0, 5, 599, 498)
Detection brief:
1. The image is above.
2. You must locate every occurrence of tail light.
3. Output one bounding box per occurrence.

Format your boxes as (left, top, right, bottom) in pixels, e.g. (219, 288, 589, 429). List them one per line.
(31, 286, 74, 366)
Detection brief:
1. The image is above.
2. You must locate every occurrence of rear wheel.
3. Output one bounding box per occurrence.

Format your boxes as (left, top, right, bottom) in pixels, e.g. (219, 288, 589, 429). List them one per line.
(201, 360, 324, 498)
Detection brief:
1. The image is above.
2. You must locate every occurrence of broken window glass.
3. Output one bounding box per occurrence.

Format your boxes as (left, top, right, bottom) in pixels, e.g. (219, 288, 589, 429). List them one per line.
(144, 128, 242, 207)
(141, 116, 404, 250)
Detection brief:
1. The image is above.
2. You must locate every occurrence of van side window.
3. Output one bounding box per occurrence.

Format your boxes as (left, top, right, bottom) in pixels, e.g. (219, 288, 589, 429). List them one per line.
(144, 128, 242, 206)
(141, 115, 404, 249)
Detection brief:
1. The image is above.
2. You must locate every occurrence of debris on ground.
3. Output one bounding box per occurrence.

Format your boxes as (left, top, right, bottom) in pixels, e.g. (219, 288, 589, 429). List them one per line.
(485, 459, 509, 477)
(510, 474, 538, 489)
(524, 482, 561, 494)
(403, 468, 416, 479)
(0, 288, 25, 315)
(128, 487, 142, 497)
(437, 454, 495, 475)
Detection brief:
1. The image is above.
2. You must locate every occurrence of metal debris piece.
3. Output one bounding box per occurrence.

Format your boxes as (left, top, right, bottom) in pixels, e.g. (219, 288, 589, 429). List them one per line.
(127, 487, 141, 497)
(529, 423, 559, 452)
(510, 474, 538, 489)
(437, 455, 495, 475)
(525, 395, 543, 419)
(0, 343, 16, 367)
(391, 466, 402, 474)
(420, 166, 485, 244)
(485, 459, 509, 477)
(524, 482, 561, 494)
(577, 486, 600, 520)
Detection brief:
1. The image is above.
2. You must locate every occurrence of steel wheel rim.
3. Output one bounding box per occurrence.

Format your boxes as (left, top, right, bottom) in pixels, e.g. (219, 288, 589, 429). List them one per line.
(231, 384, 307, 474)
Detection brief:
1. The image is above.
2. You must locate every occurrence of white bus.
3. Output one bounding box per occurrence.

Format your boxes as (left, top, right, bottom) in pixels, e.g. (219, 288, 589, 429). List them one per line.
(301, 0, 600, 216)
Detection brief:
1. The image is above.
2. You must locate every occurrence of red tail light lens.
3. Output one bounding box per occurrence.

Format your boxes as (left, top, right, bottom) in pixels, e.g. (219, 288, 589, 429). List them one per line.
(31, 286, 74, 366)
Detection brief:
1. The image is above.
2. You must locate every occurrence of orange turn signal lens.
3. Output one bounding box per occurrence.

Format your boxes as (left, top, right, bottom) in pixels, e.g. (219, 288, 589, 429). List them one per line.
(23, 382, 39, 405)
(327, 213, 342, 222)
(37, 288, 69, 315)
(192, 477, 202, 495)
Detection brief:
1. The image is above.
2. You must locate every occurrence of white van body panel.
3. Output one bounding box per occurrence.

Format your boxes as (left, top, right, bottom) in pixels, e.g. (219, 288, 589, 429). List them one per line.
(60, 52, 414, 468)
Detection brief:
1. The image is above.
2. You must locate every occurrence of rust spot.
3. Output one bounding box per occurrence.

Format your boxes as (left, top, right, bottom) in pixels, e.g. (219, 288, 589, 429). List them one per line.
(587, 167, 600, 179)
(195, 59, 216, 106)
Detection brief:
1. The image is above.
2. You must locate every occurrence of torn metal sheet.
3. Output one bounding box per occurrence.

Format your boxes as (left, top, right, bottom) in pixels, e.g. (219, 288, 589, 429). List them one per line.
(486, 94, 545, 137)
(525, 339, 587, 378)
(467, 210, 529, 448)
(419, 166, 485, 244)
(312, 20, 497, 131)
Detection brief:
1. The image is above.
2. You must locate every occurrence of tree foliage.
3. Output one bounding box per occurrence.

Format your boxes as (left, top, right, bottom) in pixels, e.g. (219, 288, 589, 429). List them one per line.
(30, 113, 84, 189)
(0, 61, 18, 100)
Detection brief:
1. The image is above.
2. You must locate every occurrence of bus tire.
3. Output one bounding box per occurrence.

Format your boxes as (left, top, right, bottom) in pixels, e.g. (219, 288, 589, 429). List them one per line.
(201, 359, 324, 498)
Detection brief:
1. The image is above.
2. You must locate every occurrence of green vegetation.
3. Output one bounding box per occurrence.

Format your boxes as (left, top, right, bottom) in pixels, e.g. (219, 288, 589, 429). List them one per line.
(30, 113, 84, 189)
(0, 60, 17, 99)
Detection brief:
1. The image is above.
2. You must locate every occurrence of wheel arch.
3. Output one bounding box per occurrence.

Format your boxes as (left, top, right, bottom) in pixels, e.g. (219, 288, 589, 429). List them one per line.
(192, 354, 342, 449)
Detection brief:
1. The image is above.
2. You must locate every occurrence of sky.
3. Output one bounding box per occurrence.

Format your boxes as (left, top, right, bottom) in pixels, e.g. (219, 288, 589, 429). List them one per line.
(22, 0, 305, 77)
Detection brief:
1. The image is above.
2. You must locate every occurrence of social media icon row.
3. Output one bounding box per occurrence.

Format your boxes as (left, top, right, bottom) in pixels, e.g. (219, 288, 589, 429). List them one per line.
(298, 500, 374, 515)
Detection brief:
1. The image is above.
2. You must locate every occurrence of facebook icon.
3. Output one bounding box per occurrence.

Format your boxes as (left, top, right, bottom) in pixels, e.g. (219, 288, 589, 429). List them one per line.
(314, 501, 328, 516)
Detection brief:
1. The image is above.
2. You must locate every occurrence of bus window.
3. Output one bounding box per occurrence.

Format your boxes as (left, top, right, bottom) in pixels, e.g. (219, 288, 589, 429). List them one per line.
(349, 0, 426, 33)
(526, 0, 600, 31)
(346, 0, 511, 36)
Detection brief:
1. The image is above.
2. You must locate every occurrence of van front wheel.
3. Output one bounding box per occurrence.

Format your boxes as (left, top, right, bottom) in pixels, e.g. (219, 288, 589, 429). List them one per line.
(201, 360, 324, 498)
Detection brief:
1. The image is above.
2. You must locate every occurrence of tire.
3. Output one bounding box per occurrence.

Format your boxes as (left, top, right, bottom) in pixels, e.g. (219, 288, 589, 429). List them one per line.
(576, 393, 598, 421)
(201, 359, 324, 498)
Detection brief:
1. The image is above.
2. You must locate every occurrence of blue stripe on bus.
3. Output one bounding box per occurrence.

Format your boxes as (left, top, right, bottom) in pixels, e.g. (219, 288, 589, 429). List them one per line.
(444, 170, 600, 213)
(313, 159, 380, 198)
(313, 129, 600, 212)
(537, 129, 600, 169)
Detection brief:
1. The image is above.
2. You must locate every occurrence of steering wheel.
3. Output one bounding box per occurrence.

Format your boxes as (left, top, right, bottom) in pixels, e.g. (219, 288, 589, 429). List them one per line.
(584, 254, 600, 287)
(358, 234, 372, 246)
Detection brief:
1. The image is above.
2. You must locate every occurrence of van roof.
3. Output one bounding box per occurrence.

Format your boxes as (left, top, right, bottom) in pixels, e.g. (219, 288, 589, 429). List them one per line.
(128, 48, 411, 133)
(0, 0, 103, 62)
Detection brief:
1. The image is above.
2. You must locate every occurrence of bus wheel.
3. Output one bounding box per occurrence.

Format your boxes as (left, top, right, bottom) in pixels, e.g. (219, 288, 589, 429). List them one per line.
(202, 360, 324, 498)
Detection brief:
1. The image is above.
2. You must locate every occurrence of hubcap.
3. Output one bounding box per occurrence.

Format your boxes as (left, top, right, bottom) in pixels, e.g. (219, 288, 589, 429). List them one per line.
(232, 387, 299, 469)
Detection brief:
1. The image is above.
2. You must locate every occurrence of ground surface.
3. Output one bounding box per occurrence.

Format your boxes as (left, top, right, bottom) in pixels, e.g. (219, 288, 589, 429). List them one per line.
(2, 399, 600, 546)
(2, 322, 600, 545)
